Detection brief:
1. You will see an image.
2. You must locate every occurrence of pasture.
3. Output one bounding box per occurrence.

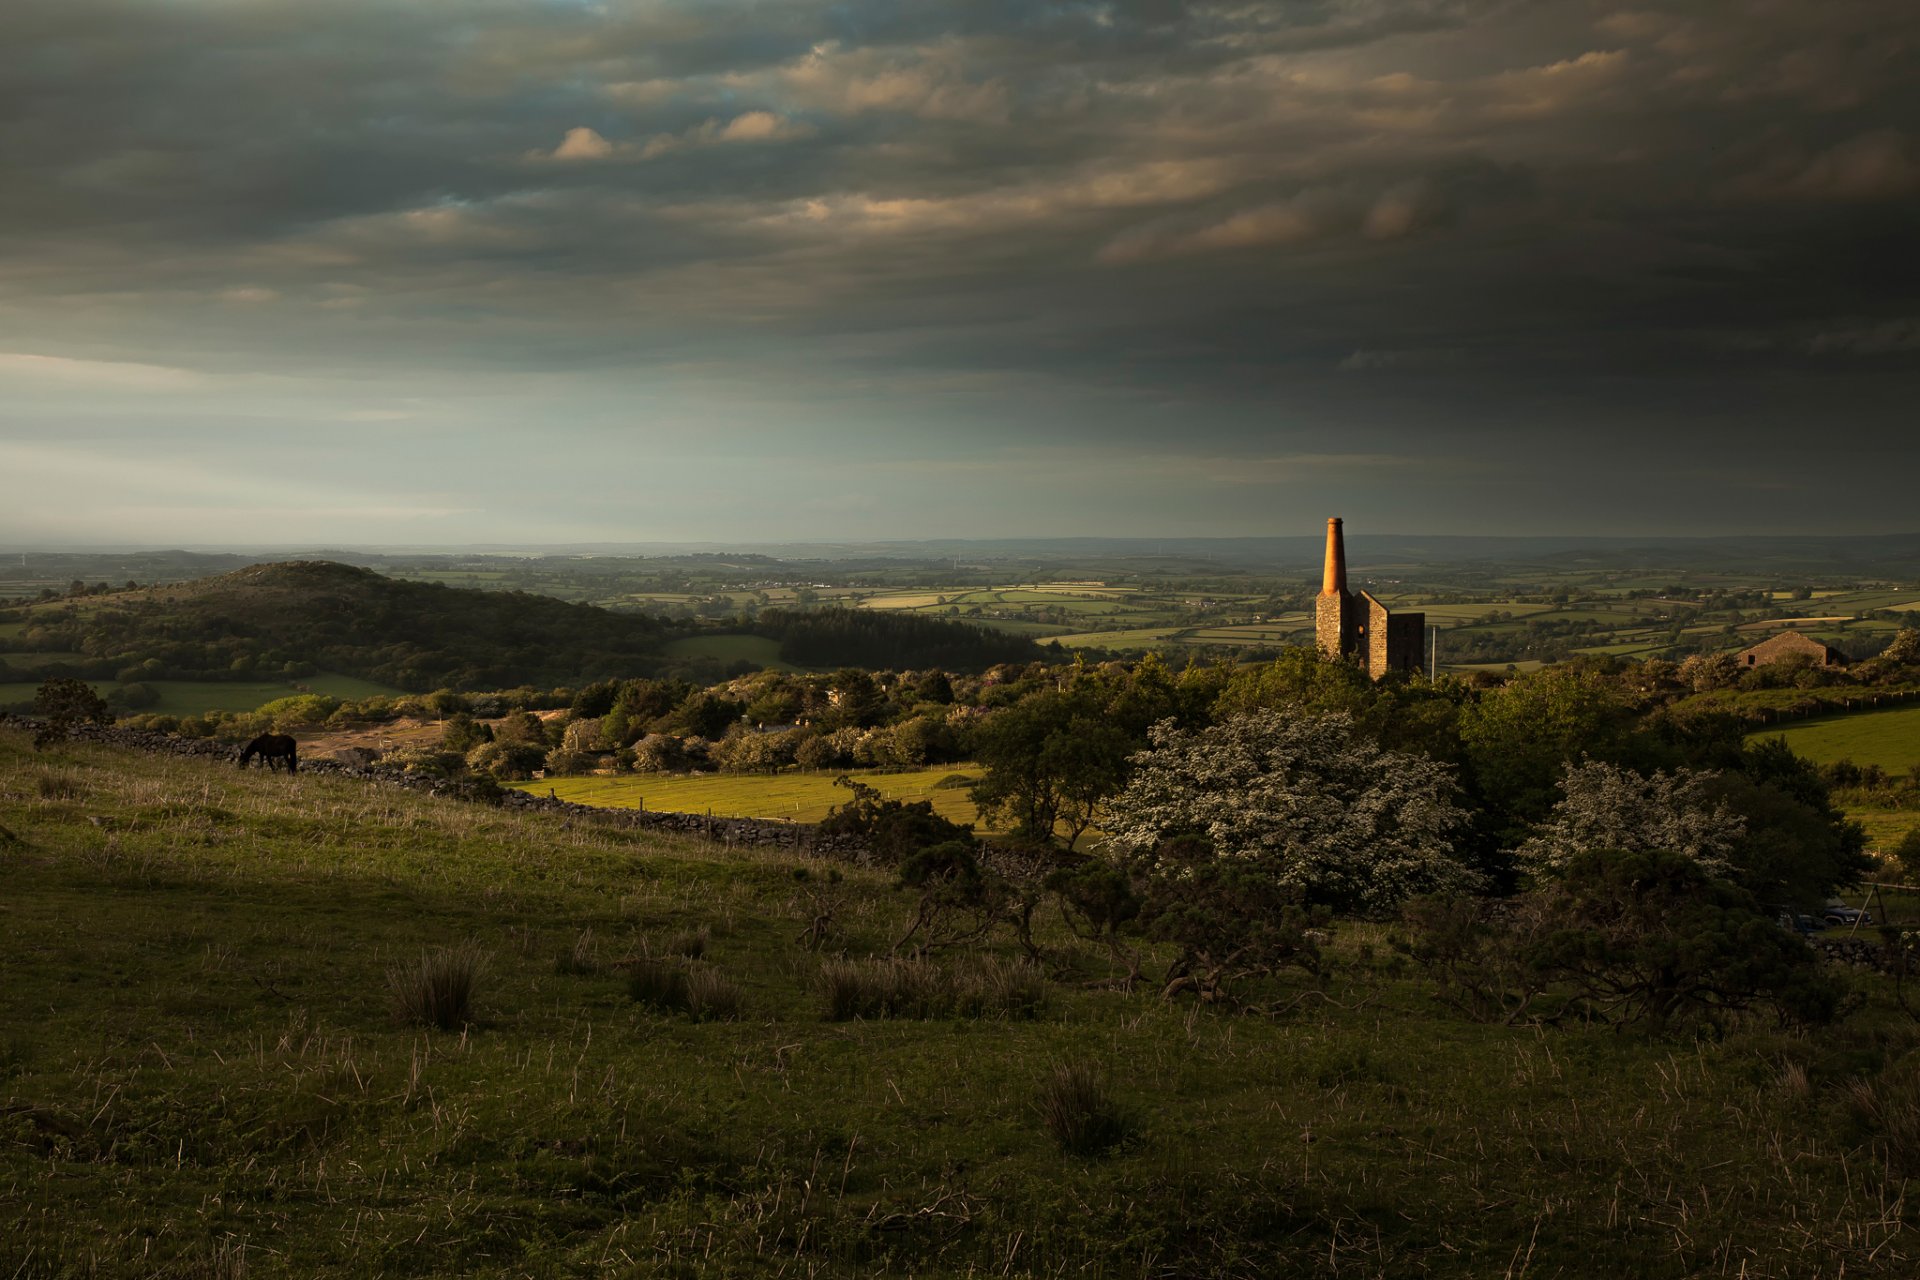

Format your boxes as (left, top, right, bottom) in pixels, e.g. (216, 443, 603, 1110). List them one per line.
(6, 727, 1920, 1277)
(1749, 704, 1920, 772)
(518, 764, 986, 827)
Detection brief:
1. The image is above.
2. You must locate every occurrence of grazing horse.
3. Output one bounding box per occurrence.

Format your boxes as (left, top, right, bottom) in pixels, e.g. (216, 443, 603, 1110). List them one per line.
(238, 733, 299, 774)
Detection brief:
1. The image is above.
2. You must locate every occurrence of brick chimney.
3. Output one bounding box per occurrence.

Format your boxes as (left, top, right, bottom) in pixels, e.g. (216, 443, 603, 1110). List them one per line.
(1320, 517, 1347, 595)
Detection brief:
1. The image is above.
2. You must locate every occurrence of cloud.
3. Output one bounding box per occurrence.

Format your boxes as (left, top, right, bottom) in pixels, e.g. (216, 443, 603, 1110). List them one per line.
(544, 126, 615, 161)
(1787, 130, 1918, 201)
(0, 352, 205, 391)
(639, 111, 815, 159)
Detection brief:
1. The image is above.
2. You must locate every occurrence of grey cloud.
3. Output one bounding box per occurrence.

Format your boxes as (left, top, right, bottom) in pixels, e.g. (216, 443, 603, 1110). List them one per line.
(1, 0, 1917, 541)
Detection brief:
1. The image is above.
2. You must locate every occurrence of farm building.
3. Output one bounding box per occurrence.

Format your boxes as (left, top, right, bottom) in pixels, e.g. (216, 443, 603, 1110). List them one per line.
(1734, 629, 1847, 669)
(1315, 517, 1425, 679)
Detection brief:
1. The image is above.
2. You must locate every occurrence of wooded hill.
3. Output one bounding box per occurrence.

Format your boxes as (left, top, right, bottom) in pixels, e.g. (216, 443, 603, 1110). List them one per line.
(2, 562, 1053, 693)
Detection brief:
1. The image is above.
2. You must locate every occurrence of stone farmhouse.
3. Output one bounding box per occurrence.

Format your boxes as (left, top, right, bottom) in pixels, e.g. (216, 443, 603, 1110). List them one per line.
(1734, 629, 1847, 670)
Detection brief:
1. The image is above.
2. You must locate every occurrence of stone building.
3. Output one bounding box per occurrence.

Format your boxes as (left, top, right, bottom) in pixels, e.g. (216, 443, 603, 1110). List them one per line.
(1734, 629, 1847, 670)
(1314, 517, 1426, 679)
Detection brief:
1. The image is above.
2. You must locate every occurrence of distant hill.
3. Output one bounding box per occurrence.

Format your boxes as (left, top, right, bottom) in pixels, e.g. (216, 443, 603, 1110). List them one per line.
(4, 561, 1057, 693)
(11, 561, 670, 692)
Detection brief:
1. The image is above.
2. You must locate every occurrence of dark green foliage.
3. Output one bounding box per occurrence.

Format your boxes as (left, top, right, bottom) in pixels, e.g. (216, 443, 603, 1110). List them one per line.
(439, 712, 493, 754)
(1711, 737, 1873, 903)
(1134, 836, 1327, 1005)
(20, 560, 669, 692)
(1529, 849, 1841, 1032)
(1396, 894, 1547, 1024)
(816, 776, 975, 865)
(1036, 1061, 1133, 1158)
(1046, 860, 1142, 943)
(30, 677, 113, 748)
(387, 943, 485, 1030)
(1892, 827, 1920, 884)
(894, 840, 997, 953)
(969, 687, 1132, 847)
(754, 606, 1050, 674)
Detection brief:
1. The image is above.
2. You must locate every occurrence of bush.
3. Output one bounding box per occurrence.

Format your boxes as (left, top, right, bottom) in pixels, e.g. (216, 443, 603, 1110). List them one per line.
(1036, 1060, 1132, 1157)
(388, 943, 486, 1030)
(1529, 849, 1842, 1033)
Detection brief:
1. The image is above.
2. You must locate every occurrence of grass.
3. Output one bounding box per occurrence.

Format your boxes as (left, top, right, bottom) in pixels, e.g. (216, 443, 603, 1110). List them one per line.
(517, 764, 988, 827)
(1750, 704, 1920, 772)
(660, 633, 803, 671)
(7, 725, 1920, 1277)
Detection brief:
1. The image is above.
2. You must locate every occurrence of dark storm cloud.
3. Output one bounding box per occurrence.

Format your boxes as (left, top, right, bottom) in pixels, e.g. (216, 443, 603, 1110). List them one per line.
(1, 0, 1917, 542)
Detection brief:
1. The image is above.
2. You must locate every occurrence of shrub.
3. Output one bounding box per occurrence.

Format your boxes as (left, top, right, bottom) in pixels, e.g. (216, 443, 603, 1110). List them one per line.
(388, 943, 486, 1030)
(1037, 1060, 1132, 1157)
(1528, 849, 1842, 1033)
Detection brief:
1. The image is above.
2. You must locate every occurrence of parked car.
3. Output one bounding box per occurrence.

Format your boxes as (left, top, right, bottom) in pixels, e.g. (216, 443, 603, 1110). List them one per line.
(1824, 898, 1872, 927)
(1770, 906, 1826, 937)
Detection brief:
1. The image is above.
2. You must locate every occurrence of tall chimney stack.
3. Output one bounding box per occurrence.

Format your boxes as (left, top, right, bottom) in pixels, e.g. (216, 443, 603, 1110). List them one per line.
(1320, 517, 1347, 596)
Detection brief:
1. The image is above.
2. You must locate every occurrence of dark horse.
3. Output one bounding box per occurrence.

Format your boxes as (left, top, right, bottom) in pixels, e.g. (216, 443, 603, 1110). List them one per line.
(238, 733, 299, 774)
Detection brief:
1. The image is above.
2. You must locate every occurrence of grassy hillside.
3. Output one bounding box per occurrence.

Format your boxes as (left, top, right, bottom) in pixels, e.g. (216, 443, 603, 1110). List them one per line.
(5, 727, 1920, 1277)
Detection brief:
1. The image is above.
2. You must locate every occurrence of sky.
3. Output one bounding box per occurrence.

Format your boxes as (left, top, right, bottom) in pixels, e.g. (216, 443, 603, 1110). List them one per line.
(1, 0, 1916, 546)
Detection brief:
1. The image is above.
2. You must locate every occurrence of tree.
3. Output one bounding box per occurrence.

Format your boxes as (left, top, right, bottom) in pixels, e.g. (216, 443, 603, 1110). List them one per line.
(970, 689, 1132, 848)
(1106, 711, 1476, 914)
(1708, 739, 1871, 903)
(1520, 761, 1744, 879)
(31, 677, 113, 748)
(1459, 665, 1638, 826)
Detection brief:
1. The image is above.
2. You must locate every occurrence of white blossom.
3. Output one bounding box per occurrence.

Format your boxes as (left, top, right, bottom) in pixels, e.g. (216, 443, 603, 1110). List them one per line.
(1520, 760, 1744, 877)
(1104, 711, 1477, 914)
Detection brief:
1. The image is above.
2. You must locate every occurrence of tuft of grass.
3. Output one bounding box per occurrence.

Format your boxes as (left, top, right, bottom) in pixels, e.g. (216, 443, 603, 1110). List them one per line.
(387, 942, 486, 1030)
(662, 924, 710, 959)
(36, 770, 84, 801)
(1037, 1060, 1133, 1158)
(627, 955, 742, 1020)
(684, 964, 743, 1021)
(554, 927, 597, 975)
(1848, 1053, 1920, 1176)
(818, 955, 1048, 1021)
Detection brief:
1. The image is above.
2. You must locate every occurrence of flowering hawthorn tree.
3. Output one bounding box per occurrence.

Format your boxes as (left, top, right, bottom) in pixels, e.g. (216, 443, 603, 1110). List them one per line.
(1104, 711, 1477, 915)
(1520, 761, 1743, 878)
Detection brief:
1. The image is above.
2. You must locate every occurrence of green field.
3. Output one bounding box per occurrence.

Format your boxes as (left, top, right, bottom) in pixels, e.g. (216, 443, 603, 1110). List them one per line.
(1749, 704, 1920, 772)
(661, 633, 801, 671)
(519, 764, 986, 827)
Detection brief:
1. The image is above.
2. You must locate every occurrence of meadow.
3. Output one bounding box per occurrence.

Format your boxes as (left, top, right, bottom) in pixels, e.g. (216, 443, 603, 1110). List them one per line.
(519, 764, 986, 828)
(1751, 704, 1920, 773)
(6, 726, 1920, 1277)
